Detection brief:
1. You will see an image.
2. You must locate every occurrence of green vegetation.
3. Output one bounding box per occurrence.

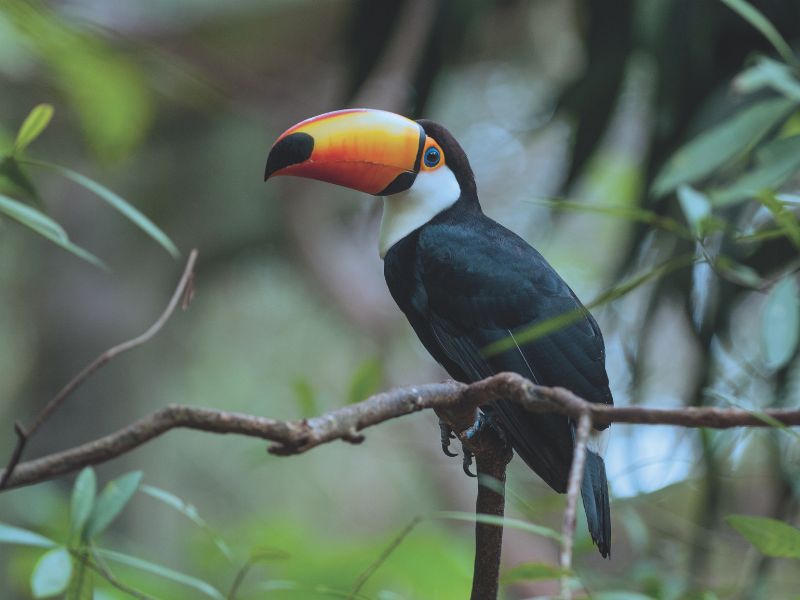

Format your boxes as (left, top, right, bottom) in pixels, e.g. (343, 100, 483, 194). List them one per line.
(1, 0, 800, 598)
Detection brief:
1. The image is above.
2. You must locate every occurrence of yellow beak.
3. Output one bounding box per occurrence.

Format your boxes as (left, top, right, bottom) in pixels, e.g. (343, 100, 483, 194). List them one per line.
(264, 109, 425, 195)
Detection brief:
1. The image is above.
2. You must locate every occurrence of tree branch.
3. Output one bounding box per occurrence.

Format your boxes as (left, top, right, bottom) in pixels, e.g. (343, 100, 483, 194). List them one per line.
(2, 369, 800, 600)
(0, 249, 198, 489)
(2, 372, 799, 492)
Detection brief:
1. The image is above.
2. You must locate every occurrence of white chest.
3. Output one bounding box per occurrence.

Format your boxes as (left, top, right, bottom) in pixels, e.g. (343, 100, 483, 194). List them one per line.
(378, 167, 461, 257)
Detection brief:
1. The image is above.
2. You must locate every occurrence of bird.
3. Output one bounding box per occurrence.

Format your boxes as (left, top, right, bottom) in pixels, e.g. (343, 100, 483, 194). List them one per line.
(264, 108, 612, 558)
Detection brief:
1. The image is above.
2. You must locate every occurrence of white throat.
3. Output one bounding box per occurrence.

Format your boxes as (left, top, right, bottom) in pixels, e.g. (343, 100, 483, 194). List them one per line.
(378, 167, 460, 258)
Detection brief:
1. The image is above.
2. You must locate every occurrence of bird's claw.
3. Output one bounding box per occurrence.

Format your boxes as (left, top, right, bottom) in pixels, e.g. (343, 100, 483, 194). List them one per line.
(462, 449, 476, 477)
(440, 412, 504, 477)
(439, 420, 458, 457)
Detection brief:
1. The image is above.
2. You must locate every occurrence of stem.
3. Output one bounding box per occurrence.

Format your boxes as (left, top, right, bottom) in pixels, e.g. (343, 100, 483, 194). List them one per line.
(470, 433, 512, 600)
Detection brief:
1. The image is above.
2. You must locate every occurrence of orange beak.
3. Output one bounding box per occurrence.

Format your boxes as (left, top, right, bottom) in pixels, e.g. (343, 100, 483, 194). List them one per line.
(264, 109, 425, 196)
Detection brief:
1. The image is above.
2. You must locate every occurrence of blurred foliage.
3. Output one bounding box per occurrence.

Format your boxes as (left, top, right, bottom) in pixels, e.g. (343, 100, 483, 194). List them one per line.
(2, 1, 154, 160)
(1, 0, 800, 598)
(1, 469, 481, 599)
(727, 515, 800, 559)
(0, 104, 178, 264)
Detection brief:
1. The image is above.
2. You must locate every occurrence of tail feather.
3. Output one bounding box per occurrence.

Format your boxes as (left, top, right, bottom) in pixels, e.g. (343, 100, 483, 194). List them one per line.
(580, 450, 611, 558)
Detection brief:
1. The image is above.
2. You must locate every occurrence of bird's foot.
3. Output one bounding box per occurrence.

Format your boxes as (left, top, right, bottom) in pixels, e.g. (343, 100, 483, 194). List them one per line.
(438, 420, 458, 457)
(464, 411, 507, 446)
(440, 411, 508, 477)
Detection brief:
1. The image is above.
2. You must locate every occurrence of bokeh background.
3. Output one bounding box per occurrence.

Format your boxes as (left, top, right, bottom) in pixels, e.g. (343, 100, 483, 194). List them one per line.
(2, 1, 800, 598)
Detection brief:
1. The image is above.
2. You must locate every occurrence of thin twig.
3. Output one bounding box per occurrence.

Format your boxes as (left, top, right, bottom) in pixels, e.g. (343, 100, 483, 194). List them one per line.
(0, 249, 198, 489)
(227, 549, 290, 600)
(2, 422, 28, 489)
(90, 548, 157, 600)
(560, 411, 592, 600)
(348, 516, 423, 599)
(68, 548, 156, 600)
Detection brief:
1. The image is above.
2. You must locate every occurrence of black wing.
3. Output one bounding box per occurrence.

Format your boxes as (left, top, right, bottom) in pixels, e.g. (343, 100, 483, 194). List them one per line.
(416, 216, 613, 492)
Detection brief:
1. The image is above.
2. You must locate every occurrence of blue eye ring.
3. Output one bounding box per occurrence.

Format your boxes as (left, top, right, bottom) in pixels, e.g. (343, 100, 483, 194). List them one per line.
(423, 146, 441, 168)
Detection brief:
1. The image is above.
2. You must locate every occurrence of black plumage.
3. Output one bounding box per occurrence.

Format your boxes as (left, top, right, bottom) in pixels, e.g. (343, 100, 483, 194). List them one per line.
(383, 121, 613, 557)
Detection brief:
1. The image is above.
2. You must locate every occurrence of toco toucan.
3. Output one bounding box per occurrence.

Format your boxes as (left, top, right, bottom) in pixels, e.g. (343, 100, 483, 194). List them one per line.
(265, 109, 612, 558)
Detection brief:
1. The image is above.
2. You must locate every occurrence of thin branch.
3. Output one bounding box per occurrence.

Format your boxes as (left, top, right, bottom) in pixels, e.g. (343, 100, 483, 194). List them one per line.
(348, 517, 423, 599)
(0, 249, 198, 489)
(2, 422, 27, 490)
(2, 372, 800, 491)
(227, 549, 290, 600)
(68, 548, 156, 600)
(560, 411, 592, 600)
(90, 549, 157, 600)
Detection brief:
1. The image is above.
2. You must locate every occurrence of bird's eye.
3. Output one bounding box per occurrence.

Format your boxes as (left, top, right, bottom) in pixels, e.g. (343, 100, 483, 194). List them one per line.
(424, 147, 441, 168)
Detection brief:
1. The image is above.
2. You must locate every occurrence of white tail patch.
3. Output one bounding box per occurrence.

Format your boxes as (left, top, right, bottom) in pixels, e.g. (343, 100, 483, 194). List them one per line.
(587, 428, 610, 456)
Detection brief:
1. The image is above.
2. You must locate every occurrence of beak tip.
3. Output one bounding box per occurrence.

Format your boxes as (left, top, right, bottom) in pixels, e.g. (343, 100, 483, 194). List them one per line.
(264, 132, 315, 183)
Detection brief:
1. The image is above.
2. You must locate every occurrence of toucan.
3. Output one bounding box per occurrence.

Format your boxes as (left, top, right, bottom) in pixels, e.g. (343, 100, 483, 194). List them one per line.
(265, 109, 612, 558)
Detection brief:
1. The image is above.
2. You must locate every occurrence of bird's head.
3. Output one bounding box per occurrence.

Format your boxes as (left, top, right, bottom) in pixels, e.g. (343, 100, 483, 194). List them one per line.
(264, 108, 475, 199)
(265, 109, 477, 255)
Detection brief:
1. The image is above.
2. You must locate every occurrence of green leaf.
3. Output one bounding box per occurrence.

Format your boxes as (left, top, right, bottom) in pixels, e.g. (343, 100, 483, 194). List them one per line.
(5, 3, 153, 159)
(727, 515, 800, 558)
(714, 256, 764, 288)
(734, 227, 787, 244)
(757, 133, 800, 166)
(433, 511, 562, 541)
(292, 378, 318, 418)
(347, 358, 383, 404)
(14, 103, 54, 154)
(31, 547, 72, 598)
(70, 468, 96, 540)
(500, 562, 568, 584)
(0, 522, 58, 548)
(20, 159, 179, 258)
(735, 57, 800, 102)
(677, 185, 711, 237)
(94, 547, 225, 599)
(84, 471, 142, 540)
(0, 192, 66, 240)
(0, 192, 106, 268)
(778, 194, 800, 204)
(756, 193, 800, 249)
(760, 277, 800, 371)
(0, 156, 40, 203)
(483, 253, 697, 356)
(653, 97, 796, 196)
(140, 484, 233, 560)
(720, 0, 797, 66)
(711, 135, 800, 206)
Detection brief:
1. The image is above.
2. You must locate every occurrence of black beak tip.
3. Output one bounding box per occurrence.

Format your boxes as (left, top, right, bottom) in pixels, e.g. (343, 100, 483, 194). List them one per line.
(264, 132, 315, 182)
